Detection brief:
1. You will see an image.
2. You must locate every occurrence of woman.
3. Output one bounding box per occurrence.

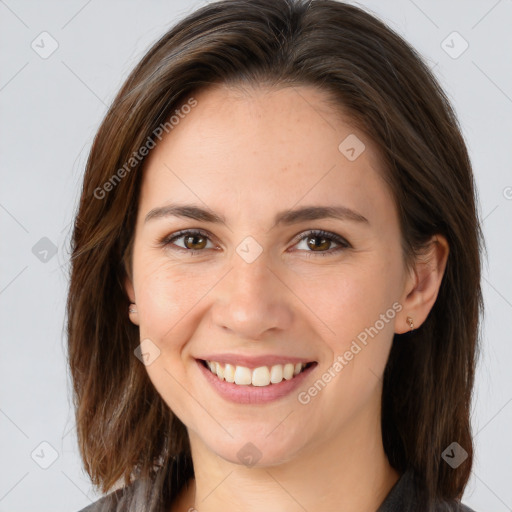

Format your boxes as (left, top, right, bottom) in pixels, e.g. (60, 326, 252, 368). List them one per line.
(67, 0, 483, 511)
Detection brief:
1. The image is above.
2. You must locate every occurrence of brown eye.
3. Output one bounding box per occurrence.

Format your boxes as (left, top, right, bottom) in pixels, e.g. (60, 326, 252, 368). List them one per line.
(183, 233, 207, 250)
(294, 229, 350, 256)
(160, 229, 350, 257)
(161, 229, 215, 253)
(306, 234, 332, 251)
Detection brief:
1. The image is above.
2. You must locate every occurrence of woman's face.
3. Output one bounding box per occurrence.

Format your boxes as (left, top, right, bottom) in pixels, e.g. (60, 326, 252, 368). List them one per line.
(126, 84, 412, 466)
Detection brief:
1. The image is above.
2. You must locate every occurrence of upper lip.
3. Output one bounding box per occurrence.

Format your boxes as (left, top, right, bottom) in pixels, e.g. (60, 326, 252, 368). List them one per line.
(197, 353, 316, 369)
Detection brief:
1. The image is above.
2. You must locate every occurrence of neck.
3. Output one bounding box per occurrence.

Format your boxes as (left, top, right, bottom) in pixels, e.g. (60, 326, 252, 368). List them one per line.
(172, 396, 400, 512)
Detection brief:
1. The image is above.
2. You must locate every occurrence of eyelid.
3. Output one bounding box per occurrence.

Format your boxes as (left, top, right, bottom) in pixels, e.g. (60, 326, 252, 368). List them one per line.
(160, 228, 218, 250)
(288, 229, 351, 249)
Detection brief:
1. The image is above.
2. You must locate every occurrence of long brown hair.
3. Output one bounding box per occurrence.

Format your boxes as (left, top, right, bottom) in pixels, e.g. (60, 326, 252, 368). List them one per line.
(66, 0, 484, 509)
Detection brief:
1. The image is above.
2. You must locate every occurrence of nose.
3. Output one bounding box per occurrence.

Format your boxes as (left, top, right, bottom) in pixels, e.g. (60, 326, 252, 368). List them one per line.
(210, 251, 294, 341)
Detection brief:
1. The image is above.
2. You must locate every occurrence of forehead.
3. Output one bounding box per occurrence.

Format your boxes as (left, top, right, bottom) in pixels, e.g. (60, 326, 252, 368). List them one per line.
(139, 84, 394, 225)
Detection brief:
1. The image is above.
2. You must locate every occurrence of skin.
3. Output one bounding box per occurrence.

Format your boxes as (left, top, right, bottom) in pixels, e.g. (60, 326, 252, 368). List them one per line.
(124, 84, 449, 512)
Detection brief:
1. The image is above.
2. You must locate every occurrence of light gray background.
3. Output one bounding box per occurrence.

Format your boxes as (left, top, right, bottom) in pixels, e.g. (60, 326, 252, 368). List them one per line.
(1, 0, 511, 511)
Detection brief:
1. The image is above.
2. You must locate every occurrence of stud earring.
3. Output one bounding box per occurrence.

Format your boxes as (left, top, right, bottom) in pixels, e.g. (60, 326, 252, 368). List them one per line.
(406, 316, 414, 331)
(129, 304, 137, 314)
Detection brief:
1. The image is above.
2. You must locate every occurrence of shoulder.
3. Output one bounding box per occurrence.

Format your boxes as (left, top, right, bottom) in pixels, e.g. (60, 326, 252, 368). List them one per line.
(434, 502, 479, 512)
(74, 485, 128, 512)
(442, 503, 478, 512)
(378, 468, 481, 512)
(74, 458, 191, 512)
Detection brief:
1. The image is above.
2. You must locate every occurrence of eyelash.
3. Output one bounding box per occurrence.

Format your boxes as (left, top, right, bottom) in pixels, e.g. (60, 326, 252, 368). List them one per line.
(158, 229, 351, 257)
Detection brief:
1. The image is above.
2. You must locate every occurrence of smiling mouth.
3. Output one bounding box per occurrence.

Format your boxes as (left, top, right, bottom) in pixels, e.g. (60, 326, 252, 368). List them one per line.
(199, 359, 317, 387)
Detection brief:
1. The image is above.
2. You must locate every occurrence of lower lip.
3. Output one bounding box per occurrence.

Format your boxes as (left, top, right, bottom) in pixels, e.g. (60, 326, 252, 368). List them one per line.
(196, 359, 317, 404)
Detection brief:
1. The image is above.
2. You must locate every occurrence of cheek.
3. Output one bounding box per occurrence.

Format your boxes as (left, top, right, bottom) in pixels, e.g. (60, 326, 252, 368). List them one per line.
(133, 254, 223, 374)
(135, 255, 204, 335)
(302, 253, 401, 406)
(133, 258, 207, 418)
(308, 257, 400, 347)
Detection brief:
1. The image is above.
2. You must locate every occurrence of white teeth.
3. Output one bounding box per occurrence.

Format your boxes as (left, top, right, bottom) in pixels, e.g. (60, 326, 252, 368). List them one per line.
(224, 363, 235, 383)
(252, 366, 270, 387)
(205, 360, 309, 386)
(270, 364, 283, 384)
(234, 366, 252, 385)
(283, 363, 294, 380)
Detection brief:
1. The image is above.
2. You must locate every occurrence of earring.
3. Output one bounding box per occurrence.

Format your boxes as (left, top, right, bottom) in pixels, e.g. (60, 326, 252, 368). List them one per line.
(406, 316, 414, 331)
(129, 304, 137, 314)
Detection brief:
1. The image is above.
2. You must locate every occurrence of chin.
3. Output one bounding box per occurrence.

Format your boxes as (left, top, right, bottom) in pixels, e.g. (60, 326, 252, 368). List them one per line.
(199, 427, 307, 468)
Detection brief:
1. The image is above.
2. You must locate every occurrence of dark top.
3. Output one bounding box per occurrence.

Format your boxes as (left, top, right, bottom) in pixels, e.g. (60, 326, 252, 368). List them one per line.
(376, 469, 477, 512)
(77, 468, 478, 512)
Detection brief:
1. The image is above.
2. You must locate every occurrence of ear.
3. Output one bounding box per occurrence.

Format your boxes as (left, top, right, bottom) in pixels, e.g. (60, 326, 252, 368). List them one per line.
(396, 235, 449, 334)
(124, 275, 139, 326)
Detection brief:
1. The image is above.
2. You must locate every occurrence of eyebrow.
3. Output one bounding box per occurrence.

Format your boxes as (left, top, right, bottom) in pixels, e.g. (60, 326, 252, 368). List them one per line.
(144, 203, 369, 228)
